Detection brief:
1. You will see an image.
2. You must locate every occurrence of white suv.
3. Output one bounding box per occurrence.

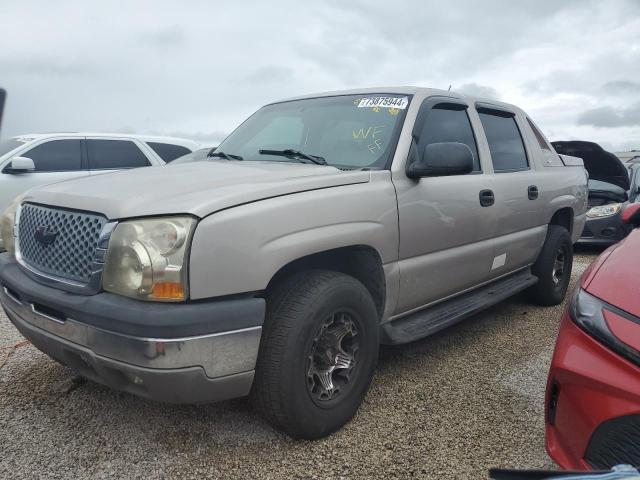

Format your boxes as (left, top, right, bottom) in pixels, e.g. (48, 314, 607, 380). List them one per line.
(0, 132, 200, 247)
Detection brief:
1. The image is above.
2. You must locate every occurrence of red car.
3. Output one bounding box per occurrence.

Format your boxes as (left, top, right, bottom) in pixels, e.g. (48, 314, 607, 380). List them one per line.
(546, 203, 640, 470)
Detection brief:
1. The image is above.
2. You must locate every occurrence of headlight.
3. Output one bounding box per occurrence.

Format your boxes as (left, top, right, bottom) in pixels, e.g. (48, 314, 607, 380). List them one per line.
(570, 288, 640, 366)
(586, 203, 622, 218)
(0, 194, 25, 254)
(103, 216, 196, 302)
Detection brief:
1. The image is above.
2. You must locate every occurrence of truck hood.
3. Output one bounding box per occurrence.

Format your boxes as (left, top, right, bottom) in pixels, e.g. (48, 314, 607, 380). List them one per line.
(23, 161, 371, 219)
(587, 179, 628, 204)
(552, 141, 630, 190)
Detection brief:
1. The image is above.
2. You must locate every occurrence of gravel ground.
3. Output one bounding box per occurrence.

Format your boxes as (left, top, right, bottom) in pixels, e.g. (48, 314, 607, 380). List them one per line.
(0, 250, 599, 480)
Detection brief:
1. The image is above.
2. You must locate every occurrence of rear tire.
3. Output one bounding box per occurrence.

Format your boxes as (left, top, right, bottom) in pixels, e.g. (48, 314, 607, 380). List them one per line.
(527, 225, 573, 306)
(251, 270, 379, 439)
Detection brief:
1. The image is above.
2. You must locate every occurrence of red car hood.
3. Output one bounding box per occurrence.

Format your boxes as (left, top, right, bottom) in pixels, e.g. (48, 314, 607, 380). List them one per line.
(584, 228, 640, 318)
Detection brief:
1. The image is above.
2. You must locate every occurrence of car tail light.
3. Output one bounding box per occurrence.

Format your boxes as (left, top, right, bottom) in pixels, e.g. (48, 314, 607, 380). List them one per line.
(570, 288, 640, 367)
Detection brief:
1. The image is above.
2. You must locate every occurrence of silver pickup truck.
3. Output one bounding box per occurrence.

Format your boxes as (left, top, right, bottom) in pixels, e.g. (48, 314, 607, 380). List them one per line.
(0, 87, 587, 439)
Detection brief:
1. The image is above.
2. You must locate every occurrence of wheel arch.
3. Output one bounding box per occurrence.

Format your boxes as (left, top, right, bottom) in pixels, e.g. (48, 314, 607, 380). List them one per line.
(549, 207, 574, 236)
(264, 245, 386, 319)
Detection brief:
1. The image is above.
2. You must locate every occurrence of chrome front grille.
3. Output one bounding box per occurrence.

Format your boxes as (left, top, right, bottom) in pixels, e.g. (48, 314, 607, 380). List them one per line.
(17, 203, 108, 285)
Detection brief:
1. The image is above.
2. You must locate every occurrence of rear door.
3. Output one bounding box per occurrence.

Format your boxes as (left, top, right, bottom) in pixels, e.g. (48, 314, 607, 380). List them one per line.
(393, 97, 497, 314)
(0, 138, 87, 211)
(86, 138, 152, 175)
(475, 105, 546, 276)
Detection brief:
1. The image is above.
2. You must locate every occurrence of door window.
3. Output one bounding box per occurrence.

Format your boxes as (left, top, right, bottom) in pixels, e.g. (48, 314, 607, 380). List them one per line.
(478, 111, 529, 172)
(416, 104, 480, 171)
(87, 139, 150, 170)
(21, 139, 83, 172)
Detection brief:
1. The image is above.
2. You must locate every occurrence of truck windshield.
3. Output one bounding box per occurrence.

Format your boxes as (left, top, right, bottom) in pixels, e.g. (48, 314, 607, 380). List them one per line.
(215, 94, 410, 169)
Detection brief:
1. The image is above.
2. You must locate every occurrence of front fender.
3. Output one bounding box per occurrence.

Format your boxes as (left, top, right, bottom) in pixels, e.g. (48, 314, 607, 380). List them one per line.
(188, 173, 398, 300)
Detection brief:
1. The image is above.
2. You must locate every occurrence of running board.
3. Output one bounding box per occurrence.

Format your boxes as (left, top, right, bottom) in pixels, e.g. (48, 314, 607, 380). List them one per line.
(381, 269, 538, 345)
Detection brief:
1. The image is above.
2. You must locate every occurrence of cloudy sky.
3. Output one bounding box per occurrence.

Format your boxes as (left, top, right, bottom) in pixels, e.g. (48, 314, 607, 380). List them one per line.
(1, 0, 639, 151)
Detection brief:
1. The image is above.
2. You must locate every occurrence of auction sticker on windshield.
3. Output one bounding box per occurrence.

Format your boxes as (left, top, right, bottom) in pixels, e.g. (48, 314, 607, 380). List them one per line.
(357, 97, 408, 109)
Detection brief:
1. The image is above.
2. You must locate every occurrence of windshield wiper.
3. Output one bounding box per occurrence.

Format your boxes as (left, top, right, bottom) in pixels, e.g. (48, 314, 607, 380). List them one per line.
(207, 149, 243, 161)
(258, 148, 327, 165)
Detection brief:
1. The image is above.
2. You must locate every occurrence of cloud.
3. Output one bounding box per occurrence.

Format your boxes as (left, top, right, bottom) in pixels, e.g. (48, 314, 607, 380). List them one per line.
(138, 25, 185, 47)
(602, 80, 640, 95)
(244, 66, 294, 84)
(162, 130, 228, 144)
(112, 127, 227, 145)
(0, 58, 93, 77)
(0, 0, 639, 150)
(577, 103, 640, 128)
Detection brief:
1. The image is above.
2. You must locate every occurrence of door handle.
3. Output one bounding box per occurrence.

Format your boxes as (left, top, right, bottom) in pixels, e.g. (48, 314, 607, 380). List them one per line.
(528, 185, 539, 200)
(479, 189, 495, 207)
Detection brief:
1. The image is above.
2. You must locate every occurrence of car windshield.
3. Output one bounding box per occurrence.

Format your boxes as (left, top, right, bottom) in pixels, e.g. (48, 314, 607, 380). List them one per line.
(214, 94, 410, 169)
(170, 147, 211, 165)
(0, 138, 26, 157)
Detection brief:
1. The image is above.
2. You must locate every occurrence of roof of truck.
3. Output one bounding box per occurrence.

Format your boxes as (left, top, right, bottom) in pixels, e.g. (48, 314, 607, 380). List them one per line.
(275, 86, 521, 112)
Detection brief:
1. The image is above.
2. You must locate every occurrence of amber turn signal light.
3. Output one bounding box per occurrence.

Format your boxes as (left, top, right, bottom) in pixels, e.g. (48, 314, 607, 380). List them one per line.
(151, 282, 185, 300)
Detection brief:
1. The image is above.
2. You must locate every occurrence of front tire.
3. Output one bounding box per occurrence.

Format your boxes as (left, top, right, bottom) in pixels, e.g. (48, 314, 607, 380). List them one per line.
(527, 225, 573, 306)
(251, 270, 379, 439)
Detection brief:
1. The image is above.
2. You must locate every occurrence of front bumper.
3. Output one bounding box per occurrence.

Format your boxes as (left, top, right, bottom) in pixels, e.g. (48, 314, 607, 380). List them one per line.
(0, 254, 265, 404)
(578, 215, 630, 245)
(545, 313, 640, 470)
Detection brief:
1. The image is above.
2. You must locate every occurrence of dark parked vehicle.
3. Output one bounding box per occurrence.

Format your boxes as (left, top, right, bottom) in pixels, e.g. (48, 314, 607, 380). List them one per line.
(545, 203, 640, 470)
(552, 141, 631, 245)
(627, 158, 640, 203)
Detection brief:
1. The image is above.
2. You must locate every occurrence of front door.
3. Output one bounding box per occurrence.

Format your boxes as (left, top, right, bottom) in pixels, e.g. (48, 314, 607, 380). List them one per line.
(393, 98, 496, 314)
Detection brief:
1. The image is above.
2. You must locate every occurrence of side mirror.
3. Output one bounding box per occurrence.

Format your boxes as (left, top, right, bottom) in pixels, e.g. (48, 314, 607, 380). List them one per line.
(621, 203, 640, 227)
(406, 142, 474, 179)
(6, 156, 35, 173)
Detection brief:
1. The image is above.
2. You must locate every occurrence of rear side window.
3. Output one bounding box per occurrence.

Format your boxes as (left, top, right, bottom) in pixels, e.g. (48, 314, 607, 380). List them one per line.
(478, 111, 528, 172)
(417, 105, 480, 171)
(147, 142, 192, 162)
(22, 139, 83, 172)
(526, 118, 551, 151)
(87, 140, 150, 170)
